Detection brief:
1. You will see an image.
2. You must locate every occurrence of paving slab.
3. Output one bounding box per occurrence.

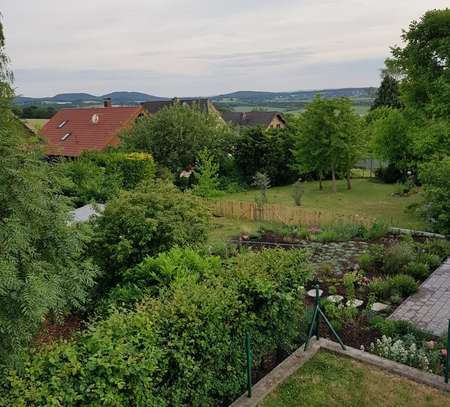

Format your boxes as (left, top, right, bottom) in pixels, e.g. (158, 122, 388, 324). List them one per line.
(390, 258, 450, 336)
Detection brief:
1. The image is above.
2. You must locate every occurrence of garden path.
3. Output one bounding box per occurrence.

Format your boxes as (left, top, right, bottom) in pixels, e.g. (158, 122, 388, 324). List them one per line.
(390, 257, 450, 336)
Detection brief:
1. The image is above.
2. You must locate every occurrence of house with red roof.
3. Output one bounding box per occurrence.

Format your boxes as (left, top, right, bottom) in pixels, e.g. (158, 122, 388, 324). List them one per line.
(41, 100, 145, 157)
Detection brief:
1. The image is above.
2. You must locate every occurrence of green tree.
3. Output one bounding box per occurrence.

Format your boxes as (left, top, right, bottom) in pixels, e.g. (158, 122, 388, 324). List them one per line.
(90, 181, 210, 290)
(192, 148, 220, 198)
(291, 96, 363, 192)
(121, 103, 236, 174)
(418, 157, 450, 234)
(234, 126, 296, 186)
(388, 8, 450, 118)
(0, 18, 98, 366)
(370, 108, 416, 179)
(252, 171, 270, 205)
(370, 71, 403, 110)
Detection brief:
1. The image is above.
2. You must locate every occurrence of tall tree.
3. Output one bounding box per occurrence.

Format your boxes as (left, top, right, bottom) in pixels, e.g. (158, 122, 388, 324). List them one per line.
(388, 8, 450, 118)
(370, 71, 402, 110)
(0, 17, 98, 366)
(291, 96, 363, 192)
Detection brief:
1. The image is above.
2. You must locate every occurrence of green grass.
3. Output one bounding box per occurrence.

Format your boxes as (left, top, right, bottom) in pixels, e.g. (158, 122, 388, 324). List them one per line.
(214, 178, 425, 230)
(260, 351, 450, 407)
(22, 118, 48, 132)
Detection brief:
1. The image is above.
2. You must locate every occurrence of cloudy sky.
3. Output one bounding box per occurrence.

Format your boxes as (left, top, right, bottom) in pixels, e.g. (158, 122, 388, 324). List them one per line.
(2, 0, 448, 97)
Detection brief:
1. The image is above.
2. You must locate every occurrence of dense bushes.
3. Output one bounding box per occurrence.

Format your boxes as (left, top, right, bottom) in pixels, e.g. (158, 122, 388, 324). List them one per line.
(57, 150, 156, 206)
(90, 182, 211, 289)
(1, 248, 313, 406)
(234, 127, 296, 186)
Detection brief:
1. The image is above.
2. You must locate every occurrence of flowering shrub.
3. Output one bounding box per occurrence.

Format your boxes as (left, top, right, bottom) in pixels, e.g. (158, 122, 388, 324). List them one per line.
(369, 335, 435, 372)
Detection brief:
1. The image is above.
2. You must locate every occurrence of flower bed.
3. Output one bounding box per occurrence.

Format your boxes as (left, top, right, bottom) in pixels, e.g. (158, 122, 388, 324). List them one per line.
(233, 223, 450, 375)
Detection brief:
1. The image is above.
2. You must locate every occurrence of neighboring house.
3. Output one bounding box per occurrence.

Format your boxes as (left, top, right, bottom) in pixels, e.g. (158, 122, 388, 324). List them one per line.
(221, 111, 286, 129)
(41, 100, 145, 157)
(141, 97, 222, 116)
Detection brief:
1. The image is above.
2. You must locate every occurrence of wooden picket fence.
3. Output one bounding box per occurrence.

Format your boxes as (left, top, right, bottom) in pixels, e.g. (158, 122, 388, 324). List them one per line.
(211, 200, 373, 226)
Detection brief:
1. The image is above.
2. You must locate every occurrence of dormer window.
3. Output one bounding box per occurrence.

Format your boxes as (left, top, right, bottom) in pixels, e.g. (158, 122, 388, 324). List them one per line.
(61, 132, 71, 141)
(58, 120, 68, 128)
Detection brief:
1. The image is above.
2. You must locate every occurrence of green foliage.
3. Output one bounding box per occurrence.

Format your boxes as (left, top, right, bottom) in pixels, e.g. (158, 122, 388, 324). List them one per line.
(234, 127, 296, 186)
(252, 171, 271, 206)
(382, 241, 415, 275)
(371, 318, 430, 342)
(291, 96, 365, 192)
(358, 253, 373, 271)
(90, 181, 211, 289)
(388, 9, 450, 119)
(418, 156, 450, 234)
(1, 248, 313, 406)
(57, 150, 156, 206)
(12, 104, 57, 119)
(370, 71, 403, 110)
(369, 108, 415, 179)
(316, 229, 339, 243)
(369, 274, 418, 300)
(191, 148, 221, 198)
(291, 179, 305, 206)
(100, 247, 221, 312)
(120, 103, 236, 174)
(405, 262, 429, 280)
(0, 110, 98, 366)
(421, 239, 450, 259)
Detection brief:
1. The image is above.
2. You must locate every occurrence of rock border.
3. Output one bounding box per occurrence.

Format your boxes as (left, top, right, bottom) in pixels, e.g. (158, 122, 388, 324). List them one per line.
(229, 338, 450, 407)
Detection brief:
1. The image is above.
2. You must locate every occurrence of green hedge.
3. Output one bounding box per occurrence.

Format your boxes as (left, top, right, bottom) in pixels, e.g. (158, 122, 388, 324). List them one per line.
(1, 248, 313, 406)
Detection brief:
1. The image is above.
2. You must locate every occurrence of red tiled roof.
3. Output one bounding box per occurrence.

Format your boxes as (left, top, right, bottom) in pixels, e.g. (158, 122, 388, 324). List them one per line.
(41, 106, 144, 157)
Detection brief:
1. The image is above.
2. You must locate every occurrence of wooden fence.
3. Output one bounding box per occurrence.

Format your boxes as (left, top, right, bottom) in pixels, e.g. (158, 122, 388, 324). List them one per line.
(211, 200, 373, 226)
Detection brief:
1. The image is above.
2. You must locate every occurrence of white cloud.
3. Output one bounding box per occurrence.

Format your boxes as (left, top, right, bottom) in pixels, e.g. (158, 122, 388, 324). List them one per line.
(2, 0, 448, 96)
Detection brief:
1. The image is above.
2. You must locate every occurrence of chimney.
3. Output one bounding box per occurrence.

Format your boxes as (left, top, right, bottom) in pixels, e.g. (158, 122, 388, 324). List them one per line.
(103, 97, 112, 108)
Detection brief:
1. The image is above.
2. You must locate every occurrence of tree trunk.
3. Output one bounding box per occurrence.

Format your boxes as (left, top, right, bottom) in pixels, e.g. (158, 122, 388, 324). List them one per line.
(331, 166, 337, 193)
(319, 173, 323, 190)
(346, 169, 352, 190)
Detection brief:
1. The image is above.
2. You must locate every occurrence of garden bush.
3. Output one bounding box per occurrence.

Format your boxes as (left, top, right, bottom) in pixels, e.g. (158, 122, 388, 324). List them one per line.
(369, 274, 418, 300)
(358, 253, 373, 271)
(57, 150, 156, 206)
(1, 248, 313, 406)
(405, 262, 430, 279)
(382, 241, 415, 275)
(90, 181, 211, 290)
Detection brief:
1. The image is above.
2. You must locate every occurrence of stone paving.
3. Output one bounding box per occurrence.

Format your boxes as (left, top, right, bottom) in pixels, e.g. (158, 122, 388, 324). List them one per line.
(390, 257, 450, 336)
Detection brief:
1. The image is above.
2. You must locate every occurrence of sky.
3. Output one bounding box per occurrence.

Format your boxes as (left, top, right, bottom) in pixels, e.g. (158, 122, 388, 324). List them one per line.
(2, 0, 449, 97)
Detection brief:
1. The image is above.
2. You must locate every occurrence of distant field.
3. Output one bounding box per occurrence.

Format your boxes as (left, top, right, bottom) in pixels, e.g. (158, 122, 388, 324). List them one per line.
(222, 104, 370, 115)
(23, 118, 48, 132)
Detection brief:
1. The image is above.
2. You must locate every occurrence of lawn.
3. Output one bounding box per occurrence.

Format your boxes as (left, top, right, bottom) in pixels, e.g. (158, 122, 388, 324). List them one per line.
(22, 118, 48, 132)
(214, 178, 425, 230)
(260, 351, 450, 407)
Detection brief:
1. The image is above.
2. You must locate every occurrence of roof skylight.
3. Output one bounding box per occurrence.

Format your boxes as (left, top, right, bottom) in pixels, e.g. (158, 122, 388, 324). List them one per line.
(61, 132, 71, 141)
(58, 120, 68, 128)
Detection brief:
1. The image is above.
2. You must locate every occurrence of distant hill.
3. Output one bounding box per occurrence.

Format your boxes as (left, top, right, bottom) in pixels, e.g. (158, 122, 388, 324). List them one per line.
(211, 87, 377, 113)
(14, 87, 376, 114)
(14, 91, 168, 106)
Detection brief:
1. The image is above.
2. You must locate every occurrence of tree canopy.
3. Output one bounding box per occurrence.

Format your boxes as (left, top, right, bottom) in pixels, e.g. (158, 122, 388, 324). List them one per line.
(291, 96, 364, 192)
(120, 103, 236, 174)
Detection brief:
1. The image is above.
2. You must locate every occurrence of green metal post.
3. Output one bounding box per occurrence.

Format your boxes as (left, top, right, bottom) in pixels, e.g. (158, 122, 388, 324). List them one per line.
(315, 285, 320, 340)
(445, 320, 450, 384)
(304, 305, 319, 350)
(245, 332, 253, 398)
